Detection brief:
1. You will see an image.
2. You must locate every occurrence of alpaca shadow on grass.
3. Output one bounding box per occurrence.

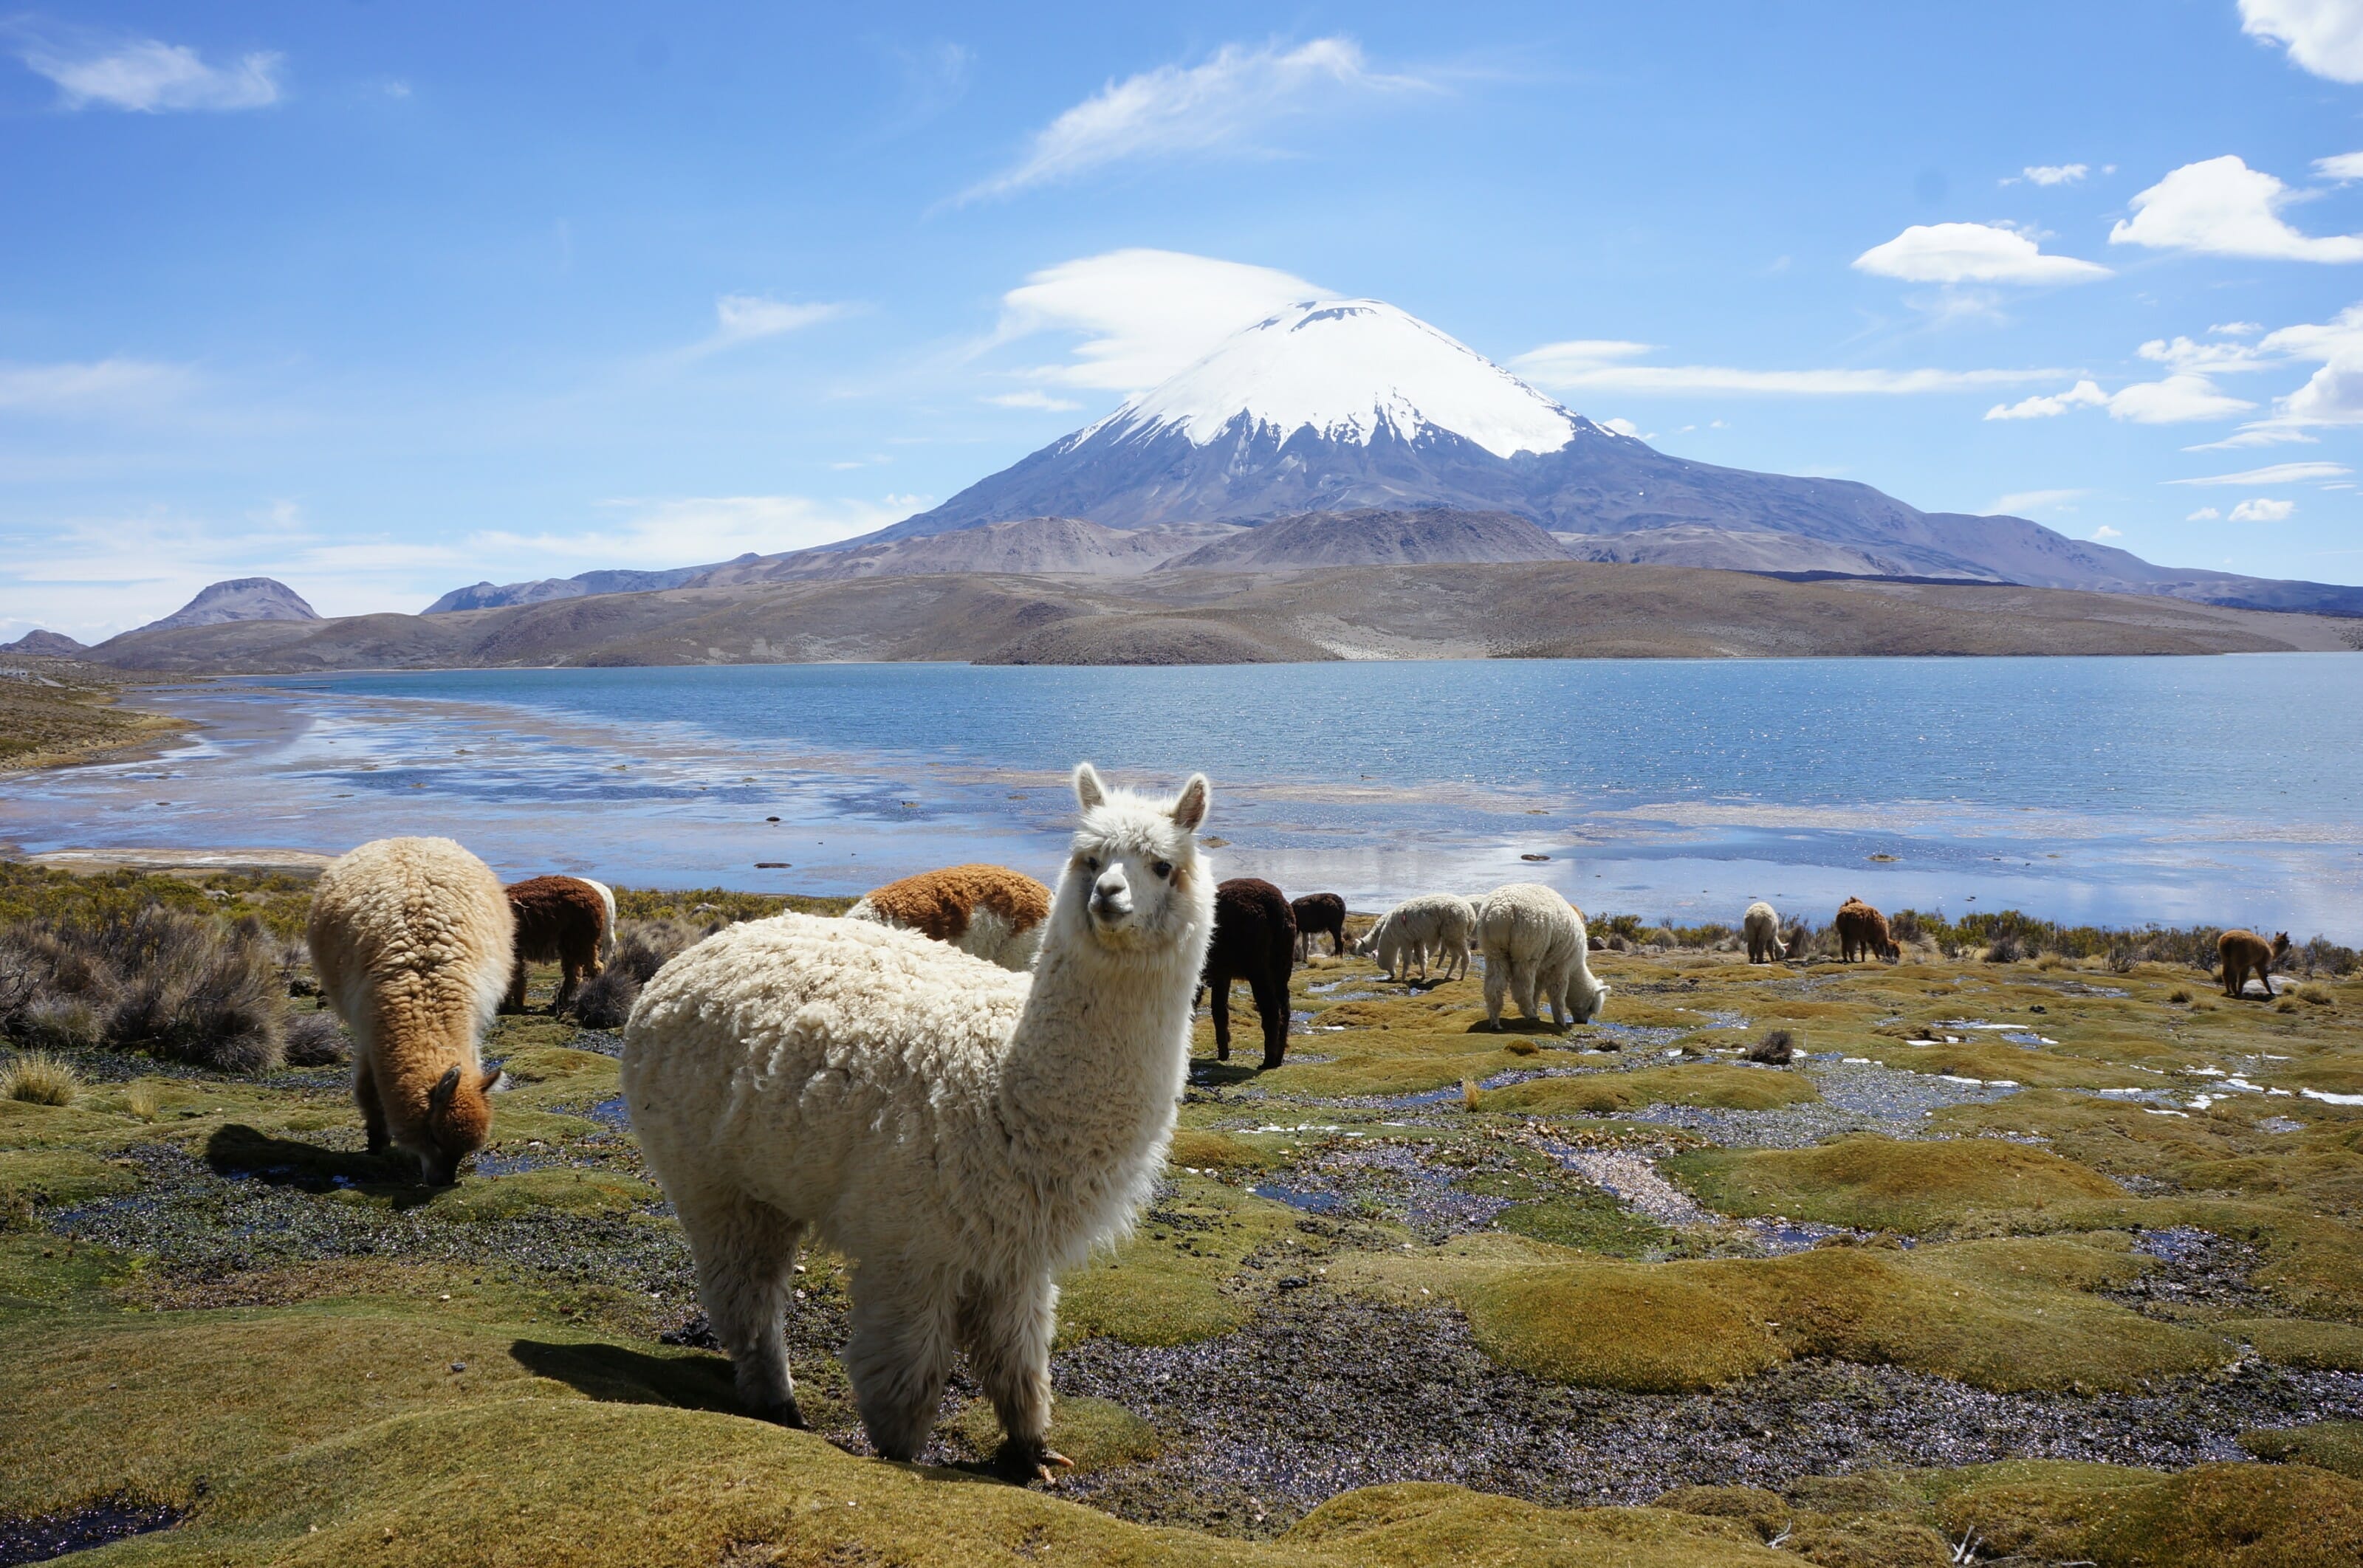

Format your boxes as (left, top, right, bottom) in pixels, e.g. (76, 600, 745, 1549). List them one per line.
(508, 1339, 743, 1415)
(1467, 1017, 1568, 1036)
(203, 1124, 445, 1208)
(1186, 1057, 1265, 1088)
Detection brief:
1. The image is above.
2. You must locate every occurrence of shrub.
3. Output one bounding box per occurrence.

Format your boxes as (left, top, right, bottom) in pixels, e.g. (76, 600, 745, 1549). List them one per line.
(1, 1051, 79, 1106)
(281, 1010, 351, 1066)
(565, 918, 707, 1030)
(2168, 988, 2193, 1004)
(100, 908, 285, 1071)
(2299, 983, 2334, 1007)
(1461, 1079, 1483, 1111)
(16, 995, 103, 1051)
(1985, 932, 2023, 965)
(1504, 1037, 1540, 1057)
(124, 1081, 159, 1122)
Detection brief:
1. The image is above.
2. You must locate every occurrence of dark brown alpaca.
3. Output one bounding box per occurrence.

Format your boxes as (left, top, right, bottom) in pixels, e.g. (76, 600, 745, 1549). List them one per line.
(2218, 929, 2291, 1000)
(502, 876, 610, 1014)
(1196, 878, 1297, 1070)
(1291, 893, 1347, 961)
(1834, 896, 1899, 963)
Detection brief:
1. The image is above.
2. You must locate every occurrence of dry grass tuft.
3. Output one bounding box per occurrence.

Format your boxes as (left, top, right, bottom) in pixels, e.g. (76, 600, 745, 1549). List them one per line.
(1461, 1078, 1483, 1111)
(0, 1051, 78, 1106)
(123, 1080, 159, 1122)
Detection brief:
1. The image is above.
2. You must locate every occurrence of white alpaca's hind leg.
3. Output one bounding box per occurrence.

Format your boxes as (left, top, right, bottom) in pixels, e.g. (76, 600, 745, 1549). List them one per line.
(960, 1273, 1061, 1474)
(846, 1267, 957, 1462)
(1511, 964, 1538, 1020)
(676, 1189, 809, 1426)
(1483, 959, 1508, 1026)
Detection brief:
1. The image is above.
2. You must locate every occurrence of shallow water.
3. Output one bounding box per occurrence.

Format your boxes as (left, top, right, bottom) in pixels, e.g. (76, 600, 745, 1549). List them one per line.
(6, 655, 2361, 936)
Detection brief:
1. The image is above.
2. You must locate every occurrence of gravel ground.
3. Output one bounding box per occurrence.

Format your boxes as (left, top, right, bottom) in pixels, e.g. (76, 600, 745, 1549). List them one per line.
(1049, 1289, 2363, 1537)
(1630, 1056, 2026, 1149)
(1246, 1141, 1517, 1240)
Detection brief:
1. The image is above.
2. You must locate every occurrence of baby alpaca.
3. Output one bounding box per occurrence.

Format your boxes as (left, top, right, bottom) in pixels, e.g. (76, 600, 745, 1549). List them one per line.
(846, 863, 1052, 972)
(622, 765, 1213, 1479)
(502, 875, 611, 1013)
(307, 837, 511, 1185)
(1476, 883, 1608, 1030)
(2219, 929, 2291, 999)
(1198, 878, 1296, 1070)
(1743, 901, 1786, 964)
(1291, 893, 1347, 961)
(1360, 893, 1475, 982)
(1834, 897, 1899, 963)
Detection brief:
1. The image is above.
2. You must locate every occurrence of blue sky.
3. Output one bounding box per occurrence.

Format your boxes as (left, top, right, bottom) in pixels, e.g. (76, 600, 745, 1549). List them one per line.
(7, 1, 2363, 639)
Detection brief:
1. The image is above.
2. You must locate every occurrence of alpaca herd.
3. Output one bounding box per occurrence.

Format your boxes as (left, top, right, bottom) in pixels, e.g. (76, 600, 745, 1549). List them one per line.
(295, 783, 2305, 1477)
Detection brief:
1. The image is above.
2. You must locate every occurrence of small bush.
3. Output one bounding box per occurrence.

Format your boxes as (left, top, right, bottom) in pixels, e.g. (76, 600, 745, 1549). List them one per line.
(1, 1051, 79, 1106)
(1744, 1029, 1796, 1065)
(2276, 997, 2300, 1014)
(2299, 983, 2334, 1007)
(1461, 1078, 1482, 1111)
(2168, 988, 2193, 1004)
(1985, 932, 2023, 964)
(281, 1010, 351, 1066)
(124, 1081, 159, 1122)
(16, 995, 103, 1051)
(0, 906, 287, 1072)
(1504, 1037, 1540, 1057)
(2107, 943, 2141, 974)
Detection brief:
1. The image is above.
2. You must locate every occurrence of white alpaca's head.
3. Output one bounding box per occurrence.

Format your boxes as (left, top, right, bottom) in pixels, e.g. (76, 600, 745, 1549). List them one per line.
(1055, 763, 1214, 957)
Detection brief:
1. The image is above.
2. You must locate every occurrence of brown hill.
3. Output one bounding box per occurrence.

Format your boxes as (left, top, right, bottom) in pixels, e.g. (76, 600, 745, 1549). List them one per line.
(81, 560, 2357, 675)
(687, 516, 1241, 586)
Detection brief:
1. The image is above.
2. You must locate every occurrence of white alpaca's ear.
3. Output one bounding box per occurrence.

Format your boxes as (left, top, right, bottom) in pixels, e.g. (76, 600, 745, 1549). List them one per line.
(1073, 763, 1105, 811)
(1170, 774, 1210, 833)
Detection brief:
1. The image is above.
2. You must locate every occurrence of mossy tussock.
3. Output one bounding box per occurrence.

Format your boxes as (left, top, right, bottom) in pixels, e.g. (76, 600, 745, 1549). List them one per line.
(1667, 1133, 2126, 1234)
(1484, 1062, 1820, 1116)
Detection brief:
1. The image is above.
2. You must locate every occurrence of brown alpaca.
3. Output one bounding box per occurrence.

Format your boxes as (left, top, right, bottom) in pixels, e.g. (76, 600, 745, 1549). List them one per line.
(2219, 929, 2291, 999)
(503, 876, 611, 1013)
(307, 837, 511, 1185)
(1834, 897, 1899, 963)
(1291, 893, 1347, 960)
(1197, 878, 1297, 1070)
(846, 863, 1052, 972)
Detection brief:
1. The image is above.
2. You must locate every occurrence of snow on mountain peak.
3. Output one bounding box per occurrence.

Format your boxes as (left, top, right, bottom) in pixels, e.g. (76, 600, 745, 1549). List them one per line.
(1082, 298, 1586, 459)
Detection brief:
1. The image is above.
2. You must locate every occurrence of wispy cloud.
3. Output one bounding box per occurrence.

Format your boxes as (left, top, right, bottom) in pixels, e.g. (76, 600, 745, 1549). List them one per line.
(2165, 461, 2350, 486)
(13, 32, 283, 112)
(0, 357, 198, 413)
(1511, 340, 2060, 397)
(991, 249, 1322, 391)
(2019, 163, 2090, 186)
(1989, 488, 2088, 513)
(981, 390, 1082, 411)
(1853, 222, 2109, 285)
(471, 494, 918, 568)
(679, 295, 851, 357)
(2241, 0, 2363, 83)
(2109, 156, 2363, 263)
(2091, 525, 2122, 539)
(957, 38, 1425, 203)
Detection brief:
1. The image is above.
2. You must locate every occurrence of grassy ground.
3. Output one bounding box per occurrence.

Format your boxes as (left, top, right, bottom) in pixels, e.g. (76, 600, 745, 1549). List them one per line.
(0, 663, 182, 774)
(4, 878, 2363, 1565)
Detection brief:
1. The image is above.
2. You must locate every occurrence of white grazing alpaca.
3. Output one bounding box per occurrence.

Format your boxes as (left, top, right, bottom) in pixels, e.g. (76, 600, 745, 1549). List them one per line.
(1743, 900, 1784, 964)
(1359, 893, 1475, 981)
(621, 764, 1214, 1479)
(1476, 881, 1610, 1030)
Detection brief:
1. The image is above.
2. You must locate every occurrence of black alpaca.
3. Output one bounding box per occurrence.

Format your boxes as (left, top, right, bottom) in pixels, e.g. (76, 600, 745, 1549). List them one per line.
(1291, 893, 1347, 960)
(1198, 878, 1297, 1070)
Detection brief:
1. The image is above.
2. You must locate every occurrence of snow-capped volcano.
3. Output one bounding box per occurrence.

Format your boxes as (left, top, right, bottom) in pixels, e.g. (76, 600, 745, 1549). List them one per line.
(1080, 298, 1585, 459)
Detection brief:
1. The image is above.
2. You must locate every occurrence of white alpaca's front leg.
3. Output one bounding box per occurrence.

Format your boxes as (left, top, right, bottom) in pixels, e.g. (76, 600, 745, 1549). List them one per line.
(961, 1272, 1065, 1480)
(846, 1264, 958, 1462)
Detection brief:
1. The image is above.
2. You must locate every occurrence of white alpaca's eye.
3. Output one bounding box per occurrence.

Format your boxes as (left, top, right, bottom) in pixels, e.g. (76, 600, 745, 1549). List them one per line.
(1082, 856, 1100, 873)
(1152, 861, 1173, 879)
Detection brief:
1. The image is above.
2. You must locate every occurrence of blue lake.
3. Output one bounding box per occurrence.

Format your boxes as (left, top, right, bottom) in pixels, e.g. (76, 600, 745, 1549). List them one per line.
(4, 655, 2360, 938)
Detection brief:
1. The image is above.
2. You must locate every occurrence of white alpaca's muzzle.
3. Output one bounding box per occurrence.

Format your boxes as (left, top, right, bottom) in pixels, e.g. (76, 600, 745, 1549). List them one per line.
(1089, 867, 1134, 926)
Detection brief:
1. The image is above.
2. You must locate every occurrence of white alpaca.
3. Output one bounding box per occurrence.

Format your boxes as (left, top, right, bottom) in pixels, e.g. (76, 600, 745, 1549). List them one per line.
(1358, 893, 1475, 981)
(581, 877, 618, 965)
(1743, 900, 1785, 965)
(1476, 882, 1610, 1030)
(621, 765, 1214, 1478)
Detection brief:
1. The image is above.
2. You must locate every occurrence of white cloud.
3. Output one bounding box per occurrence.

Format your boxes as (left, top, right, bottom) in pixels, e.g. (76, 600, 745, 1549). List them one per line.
(981, 390, 1083, 411)
(0, 357, 197, 413)
(2091, 525, 2122, 539)
(993, 249, 1322, 390)
(1991, 488, 2088, 512)
(2104, 374, 2258, 423)
(2108, 155, 2363, 263)
(2184, 427, 2320, 450)
(1985, 380, 2110, 419)
(958, 38, 1424, 202)
(1511, 341, 2059, 397)
(2319, 151, 2363, 181)
(2187, 506, 2223, 520)
(2210, 321, 2263, 337)
(2229, 498, 2297, 522)
(15, 35, 283, 112)
(2021, 163, 2089, 186)
(2241, 0, 2363, 83)
(1853, 222, 2109, 283)
(1599, 417, 1656, 439)
(704, 295, 846, 348)
(2166, 461, 2350, 485)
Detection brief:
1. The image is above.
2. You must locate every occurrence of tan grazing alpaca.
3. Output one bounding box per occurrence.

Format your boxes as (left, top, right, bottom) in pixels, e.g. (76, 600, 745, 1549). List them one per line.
(846, 863, 1053, 972)
(1834, 897, 1899, 963)
(308, 837, 512, 1185)
(502, 875, 610, 1013)
(1743, 901, 1785, 964)
(2219, 929, 2291, 1000)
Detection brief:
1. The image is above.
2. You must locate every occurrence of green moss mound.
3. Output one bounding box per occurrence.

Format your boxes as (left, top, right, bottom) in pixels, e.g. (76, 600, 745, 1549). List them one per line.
(1449, 1237, 2223, 1394)
(2221, 1317, 2363, 1371)
(2242, 1420, 2363, 1480)
(1933, 1459, 2363, 1567)
(1669, 1133, 2126, 1233)
(1485, 1064, 1820, 1116)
